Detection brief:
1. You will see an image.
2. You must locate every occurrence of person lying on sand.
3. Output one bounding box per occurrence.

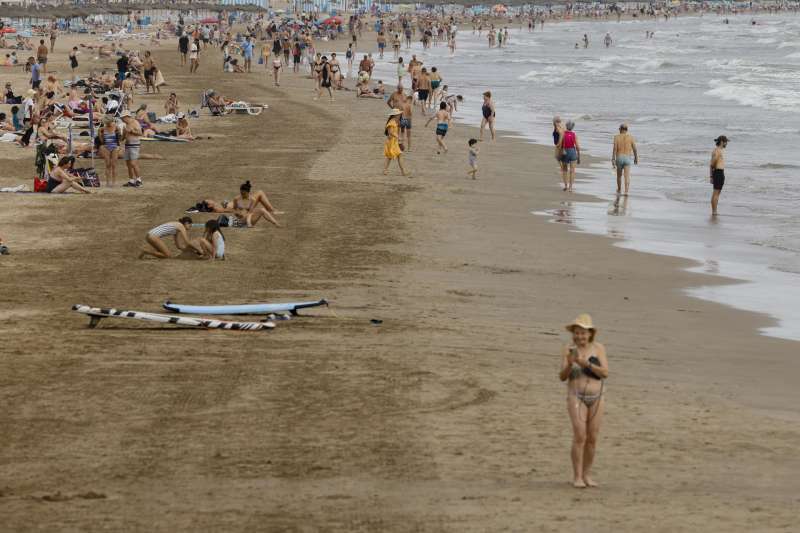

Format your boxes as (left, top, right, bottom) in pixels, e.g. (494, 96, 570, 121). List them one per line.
(45, 155, 91, 194)
(0, 112, 14, 132)
(232, 180, 281, 227)
(139, 217, 203, 259)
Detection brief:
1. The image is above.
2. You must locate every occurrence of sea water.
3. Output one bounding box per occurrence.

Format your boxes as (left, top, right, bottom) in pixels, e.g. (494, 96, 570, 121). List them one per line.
(371, 13, 800, 341)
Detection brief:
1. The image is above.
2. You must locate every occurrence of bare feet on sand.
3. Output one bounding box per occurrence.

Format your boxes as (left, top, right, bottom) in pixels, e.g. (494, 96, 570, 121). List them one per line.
(572, 478, 587, 488)
(584, 476, 598, 487)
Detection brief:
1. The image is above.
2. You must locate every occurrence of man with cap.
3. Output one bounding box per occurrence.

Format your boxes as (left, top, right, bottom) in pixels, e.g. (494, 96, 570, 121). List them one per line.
(120, 110, 143, 188)
(611, 123, 638, 195)
(710, 135, 728, 216)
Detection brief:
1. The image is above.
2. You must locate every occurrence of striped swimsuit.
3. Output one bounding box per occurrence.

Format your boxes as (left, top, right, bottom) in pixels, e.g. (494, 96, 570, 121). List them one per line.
(148, 223, 178, 238)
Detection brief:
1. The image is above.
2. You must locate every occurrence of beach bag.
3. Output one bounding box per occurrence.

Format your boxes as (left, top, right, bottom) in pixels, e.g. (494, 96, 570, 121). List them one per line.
(70, 167, 100, 187)
(258, 56, 264, 64)
(33, 176, 48, 193)
(217, 215, 231, 227)
(154, 70, 165, 87)
(147, 111, 157, 123)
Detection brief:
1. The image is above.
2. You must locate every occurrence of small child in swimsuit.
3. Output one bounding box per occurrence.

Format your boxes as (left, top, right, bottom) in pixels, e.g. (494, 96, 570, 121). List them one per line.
(467, 138, 478, 179)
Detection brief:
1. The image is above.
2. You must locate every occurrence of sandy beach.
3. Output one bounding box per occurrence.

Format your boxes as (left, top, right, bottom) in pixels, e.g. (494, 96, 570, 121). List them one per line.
(1, 25, 799, 531)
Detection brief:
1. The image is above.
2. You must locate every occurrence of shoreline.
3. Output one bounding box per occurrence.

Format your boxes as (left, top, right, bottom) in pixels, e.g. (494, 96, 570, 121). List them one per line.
(1, 25, 799, 530)
(374, 12, 800, 344)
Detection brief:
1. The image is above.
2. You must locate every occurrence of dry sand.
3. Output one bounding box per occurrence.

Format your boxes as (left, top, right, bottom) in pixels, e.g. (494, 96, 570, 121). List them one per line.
(0, 31, 798, 532)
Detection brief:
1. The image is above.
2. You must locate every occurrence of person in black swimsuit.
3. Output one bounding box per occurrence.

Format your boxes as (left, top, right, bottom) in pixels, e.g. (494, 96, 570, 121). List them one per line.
(479, 90, 496, 141)
(316, 56, 334, 102)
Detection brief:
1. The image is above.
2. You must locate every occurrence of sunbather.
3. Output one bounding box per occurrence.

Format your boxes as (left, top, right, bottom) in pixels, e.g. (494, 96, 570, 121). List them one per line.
(232, 180, 281, 227)
(206, 90, 232, 115)
(164, 92, 179, 115)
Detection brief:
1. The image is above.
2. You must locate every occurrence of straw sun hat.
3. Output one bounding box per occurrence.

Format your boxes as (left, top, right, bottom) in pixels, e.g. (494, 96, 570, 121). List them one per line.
(388, 108, 402, 116)
(565, 314, 596, 334)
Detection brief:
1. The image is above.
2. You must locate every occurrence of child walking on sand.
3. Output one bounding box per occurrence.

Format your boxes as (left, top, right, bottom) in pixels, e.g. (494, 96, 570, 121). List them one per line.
(467, 138, 479, 179)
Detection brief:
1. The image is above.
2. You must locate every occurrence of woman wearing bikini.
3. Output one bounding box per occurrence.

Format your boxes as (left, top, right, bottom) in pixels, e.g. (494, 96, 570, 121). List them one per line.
(232, 181, 281, 227)
(559, 314, 608, 488)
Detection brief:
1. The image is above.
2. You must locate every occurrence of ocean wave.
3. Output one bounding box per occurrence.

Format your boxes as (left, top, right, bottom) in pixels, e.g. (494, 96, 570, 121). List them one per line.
(785, 52, 800, 59)
(757, 38, 778, 44)
(758, 163, 800, 170)
(704, 58, 745, 69)
(518, 70, 538, 81)
(778, 41, 800, 49)
(705, 79, 800, 112)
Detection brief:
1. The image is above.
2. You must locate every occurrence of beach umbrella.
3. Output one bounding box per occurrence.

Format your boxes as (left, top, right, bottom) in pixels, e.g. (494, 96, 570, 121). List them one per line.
(321, 16, 343, 26)
(0, 28, 17, 34)
(88, 99, 95, 170)
(200, 17, 219, 24)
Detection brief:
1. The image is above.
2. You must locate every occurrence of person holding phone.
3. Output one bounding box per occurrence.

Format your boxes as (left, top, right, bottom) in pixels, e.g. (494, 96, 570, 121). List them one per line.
(559, 314, 609, 488)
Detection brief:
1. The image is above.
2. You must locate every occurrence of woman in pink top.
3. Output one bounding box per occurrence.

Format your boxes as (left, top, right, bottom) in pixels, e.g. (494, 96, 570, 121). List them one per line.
(556, 120, 581, 192)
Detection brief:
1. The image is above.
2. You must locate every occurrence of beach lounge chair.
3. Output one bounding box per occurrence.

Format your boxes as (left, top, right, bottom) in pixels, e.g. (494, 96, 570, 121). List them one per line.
(224, 101, 267, 116)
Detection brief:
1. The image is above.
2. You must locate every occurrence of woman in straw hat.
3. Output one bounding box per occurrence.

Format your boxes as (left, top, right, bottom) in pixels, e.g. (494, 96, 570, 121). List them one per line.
(559, 314, 608, 488)
(383, 108, 411, 177)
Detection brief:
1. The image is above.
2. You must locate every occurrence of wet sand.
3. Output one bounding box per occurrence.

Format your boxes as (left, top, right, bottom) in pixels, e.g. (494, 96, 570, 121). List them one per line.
(0, 32, 798, 531)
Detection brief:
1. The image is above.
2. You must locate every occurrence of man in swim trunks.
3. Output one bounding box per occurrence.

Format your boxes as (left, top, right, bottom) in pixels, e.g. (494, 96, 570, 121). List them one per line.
(425, 101, 451, 155)
(36, 39, 48, 73)
(387, 85, 405, 110)
(709, 135, 727, 216)
(120, 111, 143, 188)
(416, 68, 432, 115)
(611, 123, 638, 195)
(400, 95, 413, 152)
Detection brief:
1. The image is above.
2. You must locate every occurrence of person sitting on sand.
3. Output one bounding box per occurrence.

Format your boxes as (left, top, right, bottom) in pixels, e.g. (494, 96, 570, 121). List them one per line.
(173, 112, 194, 140)
(559, 314, 608, 489)
(198, 219, 225, 260)
(134, 105, 158, 136)
(45, 155, 91, 194)
(164, 92, 179, 115)
(232, 180, 281, 227)
(139, 217, 203, 259)
(206, 90, 228, 115)
(42, 75, 64, 98)
(357, 79, 382, 99)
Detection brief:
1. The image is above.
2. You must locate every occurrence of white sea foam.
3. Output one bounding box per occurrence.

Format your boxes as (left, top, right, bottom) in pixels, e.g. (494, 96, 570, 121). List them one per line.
(705, 79, 800, 112)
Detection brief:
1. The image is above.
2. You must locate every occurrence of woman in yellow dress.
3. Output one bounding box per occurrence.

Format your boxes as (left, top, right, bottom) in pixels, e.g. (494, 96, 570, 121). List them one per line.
(383, 108, 411, 177)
